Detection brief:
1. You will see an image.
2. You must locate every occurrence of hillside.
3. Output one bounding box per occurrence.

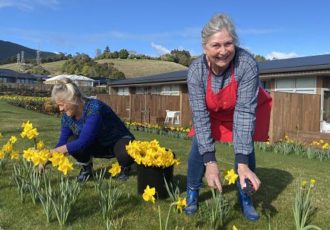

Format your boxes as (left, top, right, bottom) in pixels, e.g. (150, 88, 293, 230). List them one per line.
(0, 40, 57, 63)
(97, 59, 187, 78)
(0, 59, 188, 77)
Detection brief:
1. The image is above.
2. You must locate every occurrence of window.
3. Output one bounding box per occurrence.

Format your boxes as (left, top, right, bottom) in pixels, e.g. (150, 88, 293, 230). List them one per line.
(118, 87, 129, 95)
(275, 77, 316, 94)
(160, 85, 180, 96)
(136, 87, 149, 95)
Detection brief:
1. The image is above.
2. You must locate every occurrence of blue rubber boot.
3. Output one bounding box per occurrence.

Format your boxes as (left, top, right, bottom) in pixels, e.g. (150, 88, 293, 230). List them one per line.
(238, 188, 260, 221)
(184, 190, 199, 215)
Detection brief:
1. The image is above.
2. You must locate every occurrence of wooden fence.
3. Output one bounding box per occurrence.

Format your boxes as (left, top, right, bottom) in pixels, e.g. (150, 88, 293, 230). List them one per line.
(98, 91, 330, 143)
(97, 94, 192, 126)
(269, 91, 325, 142)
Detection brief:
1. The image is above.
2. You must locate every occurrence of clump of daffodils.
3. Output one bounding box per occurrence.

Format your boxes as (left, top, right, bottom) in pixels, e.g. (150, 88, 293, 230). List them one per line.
(126, 140, 179, 168)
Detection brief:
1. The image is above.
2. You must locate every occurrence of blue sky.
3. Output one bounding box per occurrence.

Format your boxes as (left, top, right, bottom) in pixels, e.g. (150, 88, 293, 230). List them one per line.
(1, 0, 329, 59)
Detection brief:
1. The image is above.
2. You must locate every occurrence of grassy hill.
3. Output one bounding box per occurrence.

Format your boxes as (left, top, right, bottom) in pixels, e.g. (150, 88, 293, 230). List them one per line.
(0, 59, 187, 77)
(97, 59, 187, 78)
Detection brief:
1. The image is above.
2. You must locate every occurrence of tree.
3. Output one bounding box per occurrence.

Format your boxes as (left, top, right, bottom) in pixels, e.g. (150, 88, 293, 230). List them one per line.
(103, 46, 111, 59)
(170, 49, 192, 66)
(255, 54, 266, 62)
(118, 49, 129, 59)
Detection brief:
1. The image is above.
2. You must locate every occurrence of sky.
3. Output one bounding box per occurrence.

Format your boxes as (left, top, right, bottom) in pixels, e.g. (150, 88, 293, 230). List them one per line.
(1, 0, 329, 59)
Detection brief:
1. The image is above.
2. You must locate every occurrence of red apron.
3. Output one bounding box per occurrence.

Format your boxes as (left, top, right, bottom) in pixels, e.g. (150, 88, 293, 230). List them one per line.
(188, 64, 272, 142)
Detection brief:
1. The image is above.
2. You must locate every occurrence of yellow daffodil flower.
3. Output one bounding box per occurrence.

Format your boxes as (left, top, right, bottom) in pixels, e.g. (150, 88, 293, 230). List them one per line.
(310, 179, 316, 188)
(57, 157, 73, 175)
(2, 142, 13, 152)
(0, 150, 5, 159)
(49, 152, 65, 167)
(142, 185, 156, 204)
(37, 140, 45, 150)
(109, 162, 121, 177)
(9, 136, 17, 144)
(232, 225, 238, 230)
(10, 151, 19, 160)
(224, 169, 238, 185)
(175, 197, 187, 213)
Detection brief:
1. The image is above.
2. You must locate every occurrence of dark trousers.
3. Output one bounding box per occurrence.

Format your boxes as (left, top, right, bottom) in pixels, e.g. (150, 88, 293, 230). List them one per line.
(71, 137, 134, 167)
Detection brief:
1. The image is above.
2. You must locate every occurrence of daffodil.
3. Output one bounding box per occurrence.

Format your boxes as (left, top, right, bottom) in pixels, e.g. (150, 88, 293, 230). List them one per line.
(224, 169, 238, 185)
(301, 180, 307, 188)
(142, 185, 156, 204)
(0, 150, 5, 159)
(20, 121, 39, 140)
(109, 162, 121, 177)
(10, 151, 19, 160)
(23, 147, 35, 161)
(175, 197, 187, 213)
(2, 142, 13, 152)
(232, 225, 238, 230)
(310, 179, 316, 188)
(126, 140, 179, 168)
(36, 140, 45, 150)
(57, 157, 73, 175)
(49, 152, 65, 167)
(30, 149, 50, 166)
(9, 136, 17, 144)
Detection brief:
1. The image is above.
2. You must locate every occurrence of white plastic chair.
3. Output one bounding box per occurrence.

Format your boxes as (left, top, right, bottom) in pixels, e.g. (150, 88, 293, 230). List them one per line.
(164, 110, 180, 125)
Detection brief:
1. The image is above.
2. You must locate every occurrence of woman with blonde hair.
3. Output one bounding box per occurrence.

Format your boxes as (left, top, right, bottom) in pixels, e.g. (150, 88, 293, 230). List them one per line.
(51, 78, 134, 181)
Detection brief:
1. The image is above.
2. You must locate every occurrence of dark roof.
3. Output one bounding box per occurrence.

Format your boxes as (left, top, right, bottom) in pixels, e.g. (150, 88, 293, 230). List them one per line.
(258, 54, 330, 74)
(108, 54, 330, 87)
(0, 68, 48, 80)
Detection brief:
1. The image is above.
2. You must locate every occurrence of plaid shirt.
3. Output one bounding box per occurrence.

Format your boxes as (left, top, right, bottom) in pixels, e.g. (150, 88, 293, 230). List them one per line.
(187, 47, 259, 164)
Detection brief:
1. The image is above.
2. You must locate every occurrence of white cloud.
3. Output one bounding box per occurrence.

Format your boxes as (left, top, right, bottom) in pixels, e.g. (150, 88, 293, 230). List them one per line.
(0, 0, 59, 10)
(151, 42, 170, 55)
(266, 51, 299, 60)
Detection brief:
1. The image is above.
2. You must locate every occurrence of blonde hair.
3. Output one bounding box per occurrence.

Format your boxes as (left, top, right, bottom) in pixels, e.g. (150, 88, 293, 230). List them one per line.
(51, 78, 87, 105)
(201, 13, 238, 48)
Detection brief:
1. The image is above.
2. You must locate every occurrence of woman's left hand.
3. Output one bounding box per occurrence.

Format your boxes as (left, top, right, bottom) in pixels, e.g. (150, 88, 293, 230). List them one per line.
(237, 163, 261, 192)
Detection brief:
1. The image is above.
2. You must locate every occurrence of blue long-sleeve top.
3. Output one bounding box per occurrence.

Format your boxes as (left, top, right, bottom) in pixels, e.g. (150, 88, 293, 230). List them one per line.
(56, 99, 134, 154)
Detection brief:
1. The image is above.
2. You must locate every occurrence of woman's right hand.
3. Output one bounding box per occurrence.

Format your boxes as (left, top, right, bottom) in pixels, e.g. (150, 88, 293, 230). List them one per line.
(205, 162, 222, 192)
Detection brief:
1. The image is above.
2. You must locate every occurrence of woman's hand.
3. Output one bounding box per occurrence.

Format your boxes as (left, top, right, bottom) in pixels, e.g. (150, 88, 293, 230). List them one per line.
(237, 163, 261, 192)
(205, 162, 222, 192)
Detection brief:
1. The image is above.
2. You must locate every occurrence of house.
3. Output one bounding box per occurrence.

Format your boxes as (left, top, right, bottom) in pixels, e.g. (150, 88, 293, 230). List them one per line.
(98, 54, 330, 142)
(44, 74, 95, 87)
(0, 68, 48, 84)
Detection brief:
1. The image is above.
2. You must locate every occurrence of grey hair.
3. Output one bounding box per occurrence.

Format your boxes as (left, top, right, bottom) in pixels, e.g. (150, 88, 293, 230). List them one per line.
(201, 13, 239, 48)
(51, 78, 87, 105)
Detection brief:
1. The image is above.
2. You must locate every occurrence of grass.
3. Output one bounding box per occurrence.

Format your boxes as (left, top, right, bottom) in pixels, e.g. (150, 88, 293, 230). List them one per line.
(0, 101, 329, 229)
(96, 59, 187, 78)
(0, 59, 187, 78)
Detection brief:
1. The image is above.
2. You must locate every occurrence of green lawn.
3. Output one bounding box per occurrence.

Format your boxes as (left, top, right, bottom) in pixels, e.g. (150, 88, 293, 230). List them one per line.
(0, 101, 328, 230)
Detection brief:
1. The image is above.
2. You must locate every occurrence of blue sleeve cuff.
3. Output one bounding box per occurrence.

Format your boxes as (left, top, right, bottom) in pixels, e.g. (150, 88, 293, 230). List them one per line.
(235, 154, 249, 164)
(202, 151, 216, 164)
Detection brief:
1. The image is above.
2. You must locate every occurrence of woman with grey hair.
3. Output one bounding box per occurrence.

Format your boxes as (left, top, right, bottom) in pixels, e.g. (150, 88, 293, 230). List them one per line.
(185, 13, 272, 221)
(51, 78, 134, 182)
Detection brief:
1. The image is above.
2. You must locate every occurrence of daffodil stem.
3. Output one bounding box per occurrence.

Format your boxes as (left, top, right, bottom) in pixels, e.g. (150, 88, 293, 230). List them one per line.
(158, 205, 162, 230)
